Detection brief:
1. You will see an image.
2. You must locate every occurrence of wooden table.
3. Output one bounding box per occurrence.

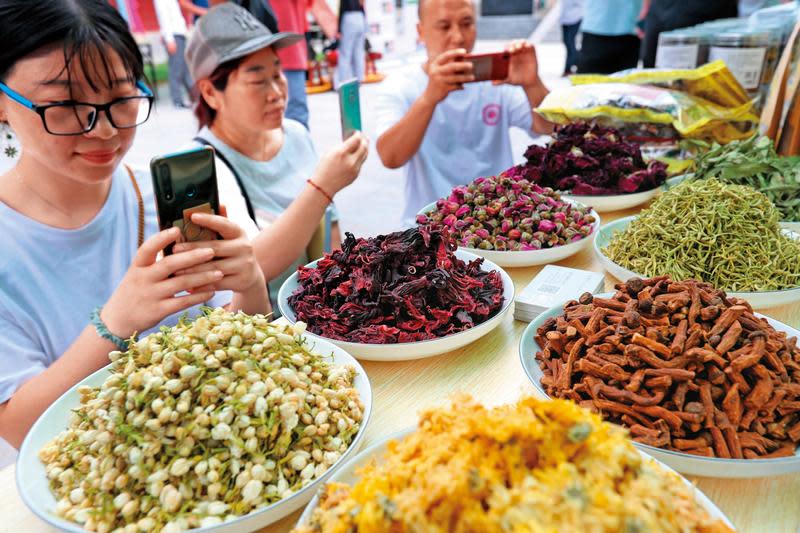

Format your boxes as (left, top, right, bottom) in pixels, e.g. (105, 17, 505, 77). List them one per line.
(2, 207, 799, 533)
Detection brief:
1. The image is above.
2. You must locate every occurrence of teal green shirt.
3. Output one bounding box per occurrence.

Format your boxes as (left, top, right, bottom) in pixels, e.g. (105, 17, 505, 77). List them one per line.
(580, 0, 643, 36)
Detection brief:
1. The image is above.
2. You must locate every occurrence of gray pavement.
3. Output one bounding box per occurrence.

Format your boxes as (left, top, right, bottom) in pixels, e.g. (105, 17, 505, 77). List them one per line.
(1, 5, 569, 239)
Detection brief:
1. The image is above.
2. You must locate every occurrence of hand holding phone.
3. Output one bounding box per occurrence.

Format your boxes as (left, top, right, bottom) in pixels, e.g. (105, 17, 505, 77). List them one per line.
(338, 79, 362, 140)
(312, 132, 369, 198)
(502, 40, 543, 89)
(150, 146, 220, 255)
(464, 52, 510, 83)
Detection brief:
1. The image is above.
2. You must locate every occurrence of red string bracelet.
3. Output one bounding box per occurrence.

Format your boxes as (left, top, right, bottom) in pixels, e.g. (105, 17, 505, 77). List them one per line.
(307, 179, 334, 204)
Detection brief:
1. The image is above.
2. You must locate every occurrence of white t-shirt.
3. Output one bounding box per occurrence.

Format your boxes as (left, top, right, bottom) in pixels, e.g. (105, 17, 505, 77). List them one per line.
(0, 165, 232, 407)
(375, 64, 534, 226)
(195, 120, 333, 309)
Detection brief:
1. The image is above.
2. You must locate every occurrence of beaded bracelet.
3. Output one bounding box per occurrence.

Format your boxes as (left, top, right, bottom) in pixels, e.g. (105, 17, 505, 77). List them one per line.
(306, 179, 334, 204)
(90, 307, 129, 351)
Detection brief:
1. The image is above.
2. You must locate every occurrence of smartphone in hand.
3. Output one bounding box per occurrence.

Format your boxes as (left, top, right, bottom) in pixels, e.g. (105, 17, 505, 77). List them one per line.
(338, 79, 362, 140)
(150, 146, 220, 255)
(464, 51, 511, 82)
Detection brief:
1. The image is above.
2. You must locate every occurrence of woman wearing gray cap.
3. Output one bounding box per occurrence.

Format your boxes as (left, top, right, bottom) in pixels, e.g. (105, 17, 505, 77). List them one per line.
(184, 3, 369, 311)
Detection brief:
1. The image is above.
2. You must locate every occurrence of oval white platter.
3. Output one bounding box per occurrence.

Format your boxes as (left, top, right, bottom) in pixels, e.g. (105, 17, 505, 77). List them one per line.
(563, 184, 662, 212)
(417, 200, 601, 268)
(17, 335, 373, 533)
(518, 299, 800, 478)
(279, 249, 514, 361)
(594, 216, 800, 310)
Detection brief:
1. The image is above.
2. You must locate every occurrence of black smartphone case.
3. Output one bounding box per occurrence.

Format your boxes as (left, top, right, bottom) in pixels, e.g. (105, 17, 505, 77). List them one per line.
(150, 146, 220, 255)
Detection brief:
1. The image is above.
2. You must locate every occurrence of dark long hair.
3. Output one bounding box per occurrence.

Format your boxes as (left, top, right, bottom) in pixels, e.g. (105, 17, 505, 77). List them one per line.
(0, 0, 144, 90)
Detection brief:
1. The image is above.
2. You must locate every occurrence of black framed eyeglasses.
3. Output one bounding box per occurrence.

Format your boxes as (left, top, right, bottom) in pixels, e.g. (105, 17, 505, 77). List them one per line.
(0, 80, 154, 136)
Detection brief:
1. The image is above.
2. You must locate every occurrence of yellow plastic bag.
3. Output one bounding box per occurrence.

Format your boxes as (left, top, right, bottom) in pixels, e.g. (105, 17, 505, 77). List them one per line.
(570, 61, 751, 109)
(536, 82, 758, 144)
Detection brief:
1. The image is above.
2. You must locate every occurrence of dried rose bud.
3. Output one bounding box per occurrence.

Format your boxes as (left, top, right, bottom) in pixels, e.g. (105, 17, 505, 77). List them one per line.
(538, 220, 557, 233)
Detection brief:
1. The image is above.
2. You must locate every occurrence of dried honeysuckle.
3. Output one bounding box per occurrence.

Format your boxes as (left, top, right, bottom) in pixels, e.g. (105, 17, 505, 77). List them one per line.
(39, 308, 364, 533)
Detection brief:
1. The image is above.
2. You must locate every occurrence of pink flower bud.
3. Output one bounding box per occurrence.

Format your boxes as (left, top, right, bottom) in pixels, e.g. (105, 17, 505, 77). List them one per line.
(455, 205, 471, 218)
(538, 219, 557, 233)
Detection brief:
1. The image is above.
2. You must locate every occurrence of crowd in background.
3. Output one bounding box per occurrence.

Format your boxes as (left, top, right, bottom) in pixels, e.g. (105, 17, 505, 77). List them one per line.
(151, 0, 366, 128)
(559, 0, 789, 75)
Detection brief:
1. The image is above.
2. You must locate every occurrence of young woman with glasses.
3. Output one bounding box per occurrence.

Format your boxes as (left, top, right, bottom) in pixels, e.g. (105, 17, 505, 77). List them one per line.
(0, 0, 268, 453)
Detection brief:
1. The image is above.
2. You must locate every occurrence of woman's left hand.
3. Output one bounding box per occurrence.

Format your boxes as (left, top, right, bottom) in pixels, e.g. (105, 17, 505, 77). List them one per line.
(172, 212, 265, 294)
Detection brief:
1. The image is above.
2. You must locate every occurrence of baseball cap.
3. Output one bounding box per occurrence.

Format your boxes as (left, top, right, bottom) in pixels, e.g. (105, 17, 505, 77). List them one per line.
(185, 3, 303, 82)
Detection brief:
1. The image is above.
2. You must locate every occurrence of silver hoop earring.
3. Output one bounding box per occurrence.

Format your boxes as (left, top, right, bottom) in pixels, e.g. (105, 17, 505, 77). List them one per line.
(1, 122, 17, 158)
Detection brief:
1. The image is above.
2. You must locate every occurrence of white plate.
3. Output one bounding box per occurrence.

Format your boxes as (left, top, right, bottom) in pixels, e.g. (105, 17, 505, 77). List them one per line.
(278, 250, 514, 361)
(781, 221, 800, 233)
(563, 185, 661, 212)
(297, 428, 734, 529)
(416, 201, 601, 268)
(594, 216, 800, 310)
(518, 299, 800, 478)
(17, 335, 373, 533)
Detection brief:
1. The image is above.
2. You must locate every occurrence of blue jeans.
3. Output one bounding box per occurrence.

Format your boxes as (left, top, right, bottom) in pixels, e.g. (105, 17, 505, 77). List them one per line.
(336, 11, 366, 88)
(167, 34, 193, 106)
(283, 69, 309, 130)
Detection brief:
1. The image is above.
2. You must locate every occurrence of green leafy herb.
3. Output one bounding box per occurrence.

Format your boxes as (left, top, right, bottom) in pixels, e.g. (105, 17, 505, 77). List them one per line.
(692, 135, 800, 222)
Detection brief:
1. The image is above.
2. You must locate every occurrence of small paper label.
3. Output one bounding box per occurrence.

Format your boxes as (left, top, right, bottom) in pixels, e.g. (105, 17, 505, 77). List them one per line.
(708, 46, 767, 90)
(516, 265, 605, 311)
(655, 44, 699, 70)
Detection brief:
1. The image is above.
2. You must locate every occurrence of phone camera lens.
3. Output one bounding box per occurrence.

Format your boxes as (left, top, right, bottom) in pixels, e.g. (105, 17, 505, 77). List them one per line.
(185, 184, 197, 198)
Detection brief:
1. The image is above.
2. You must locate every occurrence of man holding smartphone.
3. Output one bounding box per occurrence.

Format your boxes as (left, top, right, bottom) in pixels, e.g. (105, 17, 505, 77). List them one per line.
(375, 0, 551, 226)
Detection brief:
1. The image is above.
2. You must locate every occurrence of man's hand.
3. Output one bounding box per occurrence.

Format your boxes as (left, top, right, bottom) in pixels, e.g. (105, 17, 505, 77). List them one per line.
(498, 40, 542, 90)
(423, 48, 475, 105)
(166, 41, 178, 55)
(494, 40, 551, 134)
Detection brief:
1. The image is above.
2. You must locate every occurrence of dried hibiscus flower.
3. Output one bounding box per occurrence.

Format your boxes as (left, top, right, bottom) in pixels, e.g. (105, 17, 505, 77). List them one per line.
(511, 122, 667, 195)
(288, 227, 505, 344)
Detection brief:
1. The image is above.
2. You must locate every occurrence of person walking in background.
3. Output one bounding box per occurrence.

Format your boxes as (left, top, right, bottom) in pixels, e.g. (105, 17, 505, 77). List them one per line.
(576, 0, 643, 74)
(640, 0, 738, 67)
(154, 0, 193, 107)
(272, 0, 313, 129)
(336, 0, 367, 88)
(560, 0, 583, 76)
